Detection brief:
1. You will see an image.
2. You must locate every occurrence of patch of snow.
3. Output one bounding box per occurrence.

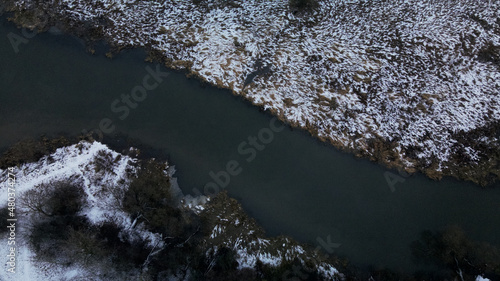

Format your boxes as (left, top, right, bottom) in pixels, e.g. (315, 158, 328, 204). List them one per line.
(0, 141, 166, 280)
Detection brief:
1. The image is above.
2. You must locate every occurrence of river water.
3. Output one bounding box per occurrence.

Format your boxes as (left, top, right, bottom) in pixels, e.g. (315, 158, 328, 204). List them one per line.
(1, 18, 499, 273)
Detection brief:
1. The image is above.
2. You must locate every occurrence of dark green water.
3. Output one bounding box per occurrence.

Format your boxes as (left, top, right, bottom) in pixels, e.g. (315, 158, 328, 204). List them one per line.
(1, 18, 500, 273)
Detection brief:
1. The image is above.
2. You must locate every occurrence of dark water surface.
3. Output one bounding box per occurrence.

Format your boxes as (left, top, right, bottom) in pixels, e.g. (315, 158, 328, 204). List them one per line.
(1, 18, 500, 273)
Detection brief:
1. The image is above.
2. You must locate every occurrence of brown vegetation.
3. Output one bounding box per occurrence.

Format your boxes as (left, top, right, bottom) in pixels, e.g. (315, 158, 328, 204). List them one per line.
(0, 137, 70, 169)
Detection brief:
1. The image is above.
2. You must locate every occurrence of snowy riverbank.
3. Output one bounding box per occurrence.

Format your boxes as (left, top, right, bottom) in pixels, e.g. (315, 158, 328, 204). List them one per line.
(3, 0, 500, 184)
(0, 141, 342, 280)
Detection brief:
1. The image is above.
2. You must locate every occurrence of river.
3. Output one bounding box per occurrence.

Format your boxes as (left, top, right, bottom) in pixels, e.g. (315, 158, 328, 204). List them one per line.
(1, 18, 499, 273)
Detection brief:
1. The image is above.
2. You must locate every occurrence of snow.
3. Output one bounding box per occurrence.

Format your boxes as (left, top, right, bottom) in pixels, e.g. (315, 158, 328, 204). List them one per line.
(181, 194, 209, 213)
(237, 249, 282, 268)
(203, 207, 341, 279)
(0, 141, 162, 280)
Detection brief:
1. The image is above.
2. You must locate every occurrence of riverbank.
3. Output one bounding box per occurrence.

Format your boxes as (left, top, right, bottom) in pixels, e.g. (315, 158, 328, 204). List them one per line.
(2, 137, 499, 280)
(0, 139, 344, 280)
(2, 0, 499, 186)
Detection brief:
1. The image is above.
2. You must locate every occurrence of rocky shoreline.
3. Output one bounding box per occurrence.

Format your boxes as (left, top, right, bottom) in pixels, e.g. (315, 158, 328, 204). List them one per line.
(2, 0, 500, 186)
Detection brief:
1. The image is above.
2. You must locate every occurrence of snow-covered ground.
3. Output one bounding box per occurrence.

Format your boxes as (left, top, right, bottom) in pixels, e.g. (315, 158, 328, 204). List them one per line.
(192, 191, 341, 279)
(6, 0, 500, 182)
(0, 141, 343, 280)
(0, 141, 162, 280)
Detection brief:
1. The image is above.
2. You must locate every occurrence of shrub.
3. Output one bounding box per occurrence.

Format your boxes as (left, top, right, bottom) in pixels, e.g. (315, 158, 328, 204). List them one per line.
(98, 222, 151, 270)
(0, 137, 69, 169)
(254, 257, 321, 281)
(64, 227, 109, 266)
(22, 180, 84, 217)
(29, 215, 90, 263)
(123, 161, 178, 234)
(411, 226, 500, 279)
(0, 207, 10, 233)
(211, 247, 239, 272)
(30, 210, 151, 270)
(477, 42, 500, 69)
(289, 0, 319, 13)
(92, 149, 117, 174)
(25, 180, 88, 263)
